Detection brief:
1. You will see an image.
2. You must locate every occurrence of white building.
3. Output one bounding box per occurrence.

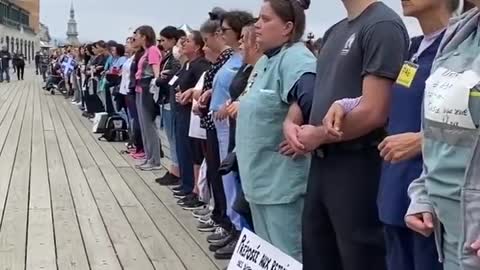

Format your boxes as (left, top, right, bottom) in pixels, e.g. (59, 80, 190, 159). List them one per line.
(0, 0, 39, 62)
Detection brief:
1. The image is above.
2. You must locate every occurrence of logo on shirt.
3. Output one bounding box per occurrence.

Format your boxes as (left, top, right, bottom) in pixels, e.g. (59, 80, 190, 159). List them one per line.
(341, 33, 356, 55)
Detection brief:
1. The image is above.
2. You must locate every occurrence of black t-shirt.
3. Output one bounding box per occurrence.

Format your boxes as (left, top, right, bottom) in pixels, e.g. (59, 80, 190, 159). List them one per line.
(309, 2, 408, 142)
(172, 57, 210, 111)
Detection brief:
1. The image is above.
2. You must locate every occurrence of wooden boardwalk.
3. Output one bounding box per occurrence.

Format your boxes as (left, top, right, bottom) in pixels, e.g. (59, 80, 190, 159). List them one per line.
(0, 72, 226, 270)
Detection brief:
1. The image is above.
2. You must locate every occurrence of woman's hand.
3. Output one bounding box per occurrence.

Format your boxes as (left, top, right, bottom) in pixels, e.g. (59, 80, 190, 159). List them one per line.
(226, 100, 240, 119)
(470, 240, 480, 257)
(193, 89, 203, 101)
(405, 212, 435, 237)
(215, 104, 228, 121)
(199, 89, 212, 107)
(192, 101, 202, 116)
(378, 133, 422, 163)
(322, 102, 345, 138)
(179, 89, 194, 105)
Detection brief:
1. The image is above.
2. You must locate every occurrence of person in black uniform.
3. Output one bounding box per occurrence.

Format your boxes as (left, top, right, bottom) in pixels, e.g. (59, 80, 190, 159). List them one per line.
(14, 51, 26, 80)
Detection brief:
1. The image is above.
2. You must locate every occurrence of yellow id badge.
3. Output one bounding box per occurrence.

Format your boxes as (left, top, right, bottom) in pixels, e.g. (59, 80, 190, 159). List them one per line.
(396, 62, 419, 88)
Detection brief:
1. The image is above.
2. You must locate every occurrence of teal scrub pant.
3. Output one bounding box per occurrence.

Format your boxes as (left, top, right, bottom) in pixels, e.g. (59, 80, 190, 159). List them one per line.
(430, 195, 461, 270)
(249, 198, 304, 262)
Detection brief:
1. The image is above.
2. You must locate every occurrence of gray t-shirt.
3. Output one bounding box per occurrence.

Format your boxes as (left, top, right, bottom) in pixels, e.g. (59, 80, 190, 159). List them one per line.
(309, 2, 409, 142)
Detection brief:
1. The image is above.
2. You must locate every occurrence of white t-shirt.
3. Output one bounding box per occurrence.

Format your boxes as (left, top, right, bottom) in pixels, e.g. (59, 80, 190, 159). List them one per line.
(119, 56, 134, 95)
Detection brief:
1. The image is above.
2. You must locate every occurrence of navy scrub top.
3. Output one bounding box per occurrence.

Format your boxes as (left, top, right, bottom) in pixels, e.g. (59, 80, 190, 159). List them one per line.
(377, 33, 445, 226)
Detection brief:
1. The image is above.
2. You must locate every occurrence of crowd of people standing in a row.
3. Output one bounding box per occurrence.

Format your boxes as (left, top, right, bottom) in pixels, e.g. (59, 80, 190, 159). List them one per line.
(42, 0, 480, 270)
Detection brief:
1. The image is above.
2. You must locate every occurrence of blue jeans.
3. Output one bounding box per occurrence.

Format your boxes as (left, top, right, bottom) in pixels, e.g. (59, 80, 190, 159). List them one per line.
(0, 66, 10, 82)
(161, 104, 178, 166)
(214, 118, 248, 231)
(175, 107, 194, 194)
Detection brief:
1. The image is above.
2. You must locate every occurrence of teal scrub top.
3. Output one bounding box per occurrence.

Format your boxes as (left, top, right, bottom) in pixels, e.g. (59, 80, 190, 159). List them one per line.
(236, 42, 317, 205)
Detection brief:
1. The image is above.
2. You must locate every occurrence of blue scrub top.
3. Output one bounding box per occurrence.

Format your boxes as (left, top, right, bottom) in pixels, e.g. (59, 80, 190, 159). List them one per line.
(377, 33, 444, 226)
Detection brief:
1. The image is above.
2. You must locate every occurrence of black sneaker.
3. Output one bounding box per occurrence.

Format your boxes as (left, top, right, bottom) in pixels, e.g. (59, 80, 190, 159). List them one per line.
(155, 173, 181, 186)
(182, 197, 206, 211)
(214, 235, 238, 260)
(177, 194, 195, 206)
(171, 185, 183, 192)
(209, 233, 232, 252)
(173, 190, 188, 199)
(197, 219, 217, 232)
(207, 227, 230, 244)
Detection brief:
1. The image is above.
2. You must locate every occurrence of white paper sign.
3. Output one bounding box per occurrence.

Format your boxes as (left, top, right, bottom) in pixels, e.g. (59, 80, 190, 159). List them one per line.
(424, 67, 478, 129)
(228, 229, 302, 270)
(188, 100, 206, 139)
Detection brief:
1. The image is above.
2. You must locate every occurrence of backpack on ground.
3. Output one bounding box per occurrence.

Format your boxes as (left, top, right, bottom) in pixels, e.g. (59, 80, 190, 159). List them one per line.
(98, 115, 129, 142)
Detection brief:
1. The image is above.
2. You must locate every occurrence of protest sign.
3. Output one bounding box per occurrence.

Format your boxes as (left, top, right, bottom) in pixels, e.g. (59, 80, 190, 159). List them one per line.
(227, 229, 302, 270)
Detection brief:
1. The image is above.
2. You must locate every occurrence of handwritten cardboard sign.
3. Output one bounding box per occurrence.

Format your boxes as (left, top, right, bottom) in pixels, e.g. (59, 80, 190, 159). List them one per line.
(227, 229, 302, 270)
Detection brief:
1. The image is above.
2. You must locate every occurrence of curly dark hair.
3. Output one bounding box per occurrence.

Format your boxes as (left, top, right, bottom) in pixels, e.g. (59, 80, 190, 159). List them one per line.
(221, 11, 255, 40)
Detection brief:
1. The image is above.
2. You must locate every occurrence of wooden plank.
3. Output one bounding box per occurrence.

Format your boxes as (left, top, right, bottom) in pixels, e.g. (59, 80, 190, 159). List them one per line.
(53, 98, 155, 270)
(118, 167, 219, 270)
(116, 157, 226, 270)
(0, 85, 32, 269)
(27, 82, 57, 270)
(44, 97, 90, 270)
(46, 94, 122, 270)
(69, 104, 223, 270)
(0, 84, 22, 154)
(0, 84, 26, 221)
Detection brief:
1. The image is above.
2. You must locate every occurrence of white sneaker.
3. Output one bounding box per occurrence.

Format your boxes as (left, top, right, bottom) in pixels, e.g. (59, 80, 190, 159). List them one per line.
(139, 164, 162, 171)
(134, 160, 148, 168)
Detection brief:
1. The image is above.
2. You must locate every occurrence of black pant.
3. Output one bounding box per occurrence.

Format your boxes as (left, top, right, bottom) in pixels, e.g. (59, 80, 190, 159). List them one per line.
(85, 79, 105, 114)
(125, 94, 143, 151)
(16, 65, 24, 80)
(204, 129, 232, 231)
(302, 148, 386, 270)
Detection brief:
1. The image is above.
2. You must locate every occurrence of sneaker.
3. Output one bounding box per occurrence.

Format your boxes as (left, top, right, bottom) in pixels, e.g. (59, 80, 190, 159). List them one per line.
(207, 227, 230, 244)
(131, 152, 145, 160)
(182, 197, 206, 211)
(197, 219, 217, 233)
(155, 172, 180, 186)
(171, 185, 183, 193)
(198, 214, 212, 225)
(209, 234, 233, 252)
(173, 190, 188, 199)
(214, 236, 238, 260)
(139, 163, 162, 171)
(134, 160, 148, 169)
(192, 207, 210, 219)
(177, 193, 195, 206)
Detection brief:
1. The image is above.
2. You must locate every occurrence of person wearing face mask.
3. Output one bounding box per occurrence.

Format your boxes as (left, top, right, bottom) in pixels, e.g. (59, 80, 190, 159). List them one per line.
(403, 1, 480, 269)
(155, 26, 183, 186)
(235, 0, 316, 261)
(293, 0, 409, 269)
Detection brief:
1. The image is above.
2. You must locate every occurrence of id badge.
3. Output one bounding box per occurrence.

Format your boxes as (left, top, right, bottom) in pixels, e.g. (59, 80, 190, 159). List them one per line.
(168, 75, 179, 86)
(396, 61, 419, 88)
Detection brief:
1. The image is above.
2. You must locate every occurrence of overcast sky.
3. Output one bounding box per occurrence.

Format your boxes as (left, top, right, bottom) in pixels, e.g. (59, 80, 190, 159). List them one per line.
(40, 0, 421, 42)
